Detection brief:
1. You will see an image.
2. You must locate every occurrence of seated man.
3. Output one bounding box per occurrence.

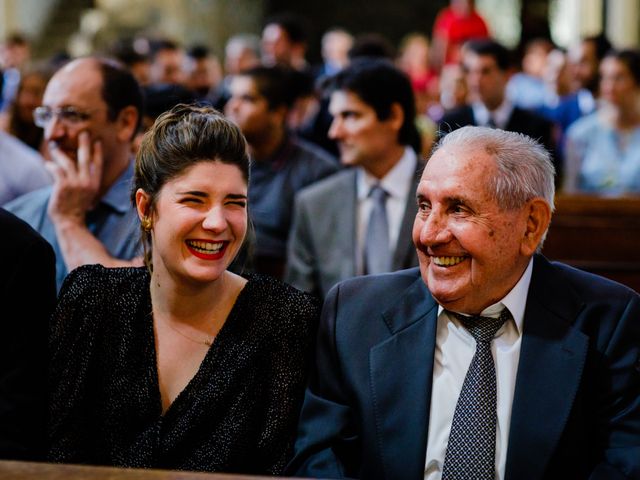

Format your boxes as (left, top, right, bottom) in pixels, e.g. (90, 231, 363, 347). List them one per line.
(225, 65, 337, 278)
(0, 208, 56, 460)
(286, 59, 422, 299)
(5, 57, 143, 289)
(289, 127, 640, 479)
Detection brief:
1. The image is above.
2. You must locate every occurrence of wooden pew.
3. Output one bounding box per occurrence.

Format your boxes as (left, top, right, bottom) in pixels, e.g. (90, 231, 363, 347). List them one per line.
(542, 194, 640, 293)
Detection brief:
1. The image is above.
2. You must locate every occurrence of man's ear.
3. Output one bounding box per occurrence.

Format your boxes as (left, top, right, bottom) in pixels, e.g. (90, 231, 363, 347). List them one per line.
(520, 198, 552, 256)
(116, 105, 140, 142)
(388, 102, 405, 134)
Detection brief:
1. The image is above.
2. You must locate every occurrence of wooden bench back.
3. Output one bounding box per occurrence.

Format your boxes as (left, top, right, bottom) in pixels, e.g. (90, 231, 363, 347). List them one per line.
(542, 195, 640, 292)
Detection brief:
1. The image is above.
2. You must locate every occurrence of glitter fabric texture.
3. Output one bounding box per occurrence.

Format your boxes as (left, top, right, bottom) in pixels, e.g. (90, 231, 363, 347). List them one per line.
(48, 265, 319, 474)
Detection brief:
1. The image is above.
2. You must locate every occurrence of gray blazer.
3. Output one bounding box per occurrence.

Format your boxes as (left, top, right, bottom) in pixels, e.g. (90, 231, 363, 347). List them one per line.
(286, 164, 422, 299)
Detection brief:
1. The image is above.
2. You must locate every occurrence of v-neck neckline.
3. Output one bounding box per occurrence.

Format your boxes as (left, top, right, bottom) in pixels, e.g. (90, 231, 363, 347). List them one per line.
(144, 274, 254, 420)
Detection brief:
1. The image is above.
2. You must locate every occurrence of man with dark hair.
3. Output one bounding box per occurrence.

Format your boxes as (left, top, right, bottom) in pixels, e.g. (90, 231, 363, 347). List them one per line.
(5, 57, 143, 289)
(225, 65, 338, 278)
(289, 126, 640, 479)
(286, 58, 422, 299)
(261, 13, 309, 71)
(185, 44, 222, 99)
(439, 39, 555, 172)
(149, 38, 186, 85)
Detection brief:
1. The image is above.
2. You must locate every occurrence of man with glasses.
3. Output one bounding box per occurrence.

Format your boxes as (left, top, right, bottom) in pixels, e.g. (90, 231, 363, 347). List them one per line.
(4, 57, 143, 289)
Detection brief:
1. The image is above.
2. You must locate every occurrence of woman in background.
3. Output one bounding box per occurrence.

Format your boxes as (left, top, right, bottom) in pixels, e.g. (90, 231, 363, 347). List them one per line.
(1, 66, 51, 152)
(48, 104, 319, 474)
(564, 49, 640, 194)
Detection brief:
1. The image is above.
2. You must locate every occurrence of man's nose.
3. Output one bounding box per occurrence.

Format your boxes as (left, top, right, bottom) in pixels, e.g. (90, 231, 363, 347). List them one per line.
(44, 115, 65, 141)
(328, 117, 342, 139)
(418, 211, 451, 246)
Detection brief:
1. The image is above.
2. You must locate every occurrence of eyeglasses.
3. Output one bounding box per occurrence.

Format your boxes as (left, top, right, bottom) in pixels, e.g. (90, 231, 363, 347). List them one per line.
(33, 106, 98, 128)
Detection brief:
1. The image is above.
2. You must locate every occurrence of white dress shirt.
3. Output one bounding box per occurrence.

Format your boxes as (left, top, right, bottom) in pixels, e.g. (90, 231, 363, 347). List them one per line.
(424, 258, 534, 480)
(355, 147, 418, 275)
(472, 100, 514, 130)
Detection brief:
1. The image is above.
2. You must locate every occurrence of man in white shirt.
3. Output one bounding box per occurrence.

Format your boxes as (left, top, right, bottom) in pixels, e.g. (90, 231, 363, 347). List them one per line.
(286, 58, 423, 299)
(288, 126, 640, 479)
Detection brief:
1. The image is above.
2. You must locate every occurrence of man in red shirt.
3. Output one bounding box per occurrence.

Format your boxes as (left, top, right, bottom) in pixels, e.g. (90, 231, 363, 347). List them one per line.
(431, 0, 489, 70)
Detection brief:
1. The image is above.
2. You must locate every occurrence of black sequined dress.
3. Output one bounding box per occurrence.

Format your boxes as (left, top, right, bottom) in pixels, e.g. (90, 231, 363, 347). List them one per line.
(48, 265, 319, 474)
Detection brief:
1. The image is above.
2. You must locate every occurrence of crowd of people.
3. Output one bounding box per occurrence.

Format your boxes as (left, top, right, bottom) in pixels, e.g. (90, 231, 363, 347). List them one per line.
(0, 0, 639, 478)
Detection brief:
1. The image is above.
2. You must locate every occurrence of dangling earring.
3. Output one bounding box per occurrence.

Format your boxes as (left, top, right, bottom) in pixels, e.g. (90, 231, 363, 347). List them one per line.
(141, 216, 153, 231)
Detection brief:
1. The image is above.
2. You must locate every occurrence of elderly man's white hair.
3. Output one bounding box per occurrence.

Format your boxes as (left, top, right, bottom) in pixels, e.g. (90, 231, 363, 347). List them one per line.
(432, 126, 555, 250)
(433, 126, 556, 212)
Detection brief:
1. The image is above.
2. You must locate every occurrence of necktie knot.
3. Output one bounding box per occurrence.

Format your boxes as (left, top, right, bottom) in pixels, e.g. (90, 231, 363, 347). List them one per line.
(368, 184, 388, 201)
(449, 308, 510, 343)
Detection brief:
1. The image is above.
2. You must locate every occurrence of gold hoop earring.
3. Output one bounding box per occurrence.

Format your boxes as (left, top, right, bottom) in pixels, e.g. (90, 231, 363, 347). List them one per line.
(141, 216, 153, 232)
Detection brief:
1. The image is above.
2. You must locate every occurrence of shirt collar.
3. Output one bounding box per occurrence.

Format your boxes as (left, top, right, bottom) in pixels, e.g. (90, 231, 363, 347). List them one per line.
(100, 159, 135, 214)
(357, 147, 418, 200)
(437, 257, 533, 335)
(472, 99, 514, 130)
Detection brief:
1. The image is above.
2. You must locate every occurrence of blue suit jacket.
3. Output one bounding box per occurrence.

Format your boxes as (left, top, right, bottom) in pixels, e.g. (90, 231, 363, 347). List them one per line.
(288, 255, 640, 479)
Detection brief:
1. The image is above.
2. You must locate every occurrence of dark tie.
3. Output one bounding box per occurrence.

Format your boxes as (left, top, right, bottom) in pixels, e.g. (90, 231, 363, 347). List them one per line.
(441, 308, 511, 480)
(486, 116, 497, 128)
(364, 184, 391, 275)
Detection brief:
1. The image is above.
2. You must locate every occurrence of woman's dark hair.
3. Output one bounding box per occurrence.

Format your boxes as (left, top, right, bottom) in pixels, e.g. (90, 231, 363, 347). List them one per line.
(603, 48, 640, 85)
(132, 103, 251, 269)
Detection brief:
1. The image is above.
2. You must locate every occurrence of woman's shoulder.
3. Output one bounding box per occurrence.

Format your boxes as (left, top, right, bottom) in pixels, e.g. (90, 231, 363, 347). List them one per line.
(566, 111, 604, 140)
(58, 264, 149, 305)
(242, 273, 321, 321)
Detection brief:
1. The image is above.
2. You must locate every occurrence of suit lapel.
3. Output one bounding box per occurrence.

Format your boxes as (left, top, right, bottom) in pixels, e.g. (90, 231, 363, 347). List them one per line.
(370, 276, 438, 479)
(505, 256, 589, 480)
(392, 162, 423, 270)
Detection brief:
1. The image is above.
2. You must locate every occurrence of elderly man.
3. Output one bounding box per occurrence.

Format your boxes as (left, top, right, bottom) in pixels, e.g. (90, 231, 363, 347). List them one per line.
(5, 57, 143, 289)
(289, 127, 640, 479)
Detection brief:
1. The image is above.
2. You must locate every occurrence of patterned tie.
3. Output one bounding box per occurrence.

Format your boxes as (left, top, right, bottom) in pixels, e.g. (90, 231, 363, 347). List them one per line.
(364, 184, 391, 274)
(441, 308, 511, 480)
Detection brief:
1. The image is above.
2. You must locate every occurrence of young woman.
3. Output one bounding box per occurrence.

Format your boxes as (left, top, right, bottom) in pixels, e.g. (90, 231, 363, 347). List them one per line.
(48, 104, 319, 474)
(564, 49, 640, 194)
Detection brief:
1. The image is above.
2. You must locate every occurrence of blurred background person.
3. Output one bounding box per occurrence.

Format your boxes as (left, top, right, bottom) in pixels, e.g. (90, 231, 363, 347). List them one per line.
(0, 33, 31, 112)
(397, 33, 439, 157)
(430, 0, 489, 71)
(110, 36, 152, 87)
(225, 65, 337, 278)
(315, 27, 353, 79)
(4, 57, 143, 290)
(149, 38, 186, 86)
(208, 33, 261, 111)
(0, 128, 51, 206)
(439, 39, 556, 174)
(261, 13, 309, 71)
(506, 37, 554, 109)
(564, 49, 640, 195)
(48, 104, 319, 473)
(433, 63, 468, 120)
(185, 44, 223, 100)
(0, 65, 52, 153)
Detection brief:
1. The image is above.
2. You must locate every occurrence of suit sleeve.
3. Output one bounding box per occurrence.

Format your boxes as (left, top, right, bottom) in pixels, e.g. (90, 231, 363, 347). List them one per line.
(285, 194, 321, 296)
(589, 291, 640, 479)
(286, 284, 360, 479)
(0, 230, 55, 460)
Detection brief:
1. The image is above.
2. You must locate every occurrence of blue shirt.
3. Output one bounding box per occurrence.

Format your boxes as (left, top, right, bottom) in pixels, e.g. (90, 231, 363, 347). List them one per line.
(565, 112, 640, 195)
(4, 160, 141, 289)
(249, 136, 338, 260)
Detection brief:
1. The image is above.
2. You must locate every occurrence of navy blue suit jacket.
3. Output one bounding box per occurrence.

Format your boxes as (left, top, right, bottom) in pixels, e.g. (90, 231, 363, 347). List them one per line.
(288, 255, 640, 479)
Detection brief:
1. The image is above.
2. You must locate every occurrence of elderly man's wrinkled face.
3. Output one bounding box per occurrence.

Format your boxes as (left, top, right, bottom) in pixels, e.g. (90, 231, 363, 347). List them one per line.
(412, 145, 533, 314)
